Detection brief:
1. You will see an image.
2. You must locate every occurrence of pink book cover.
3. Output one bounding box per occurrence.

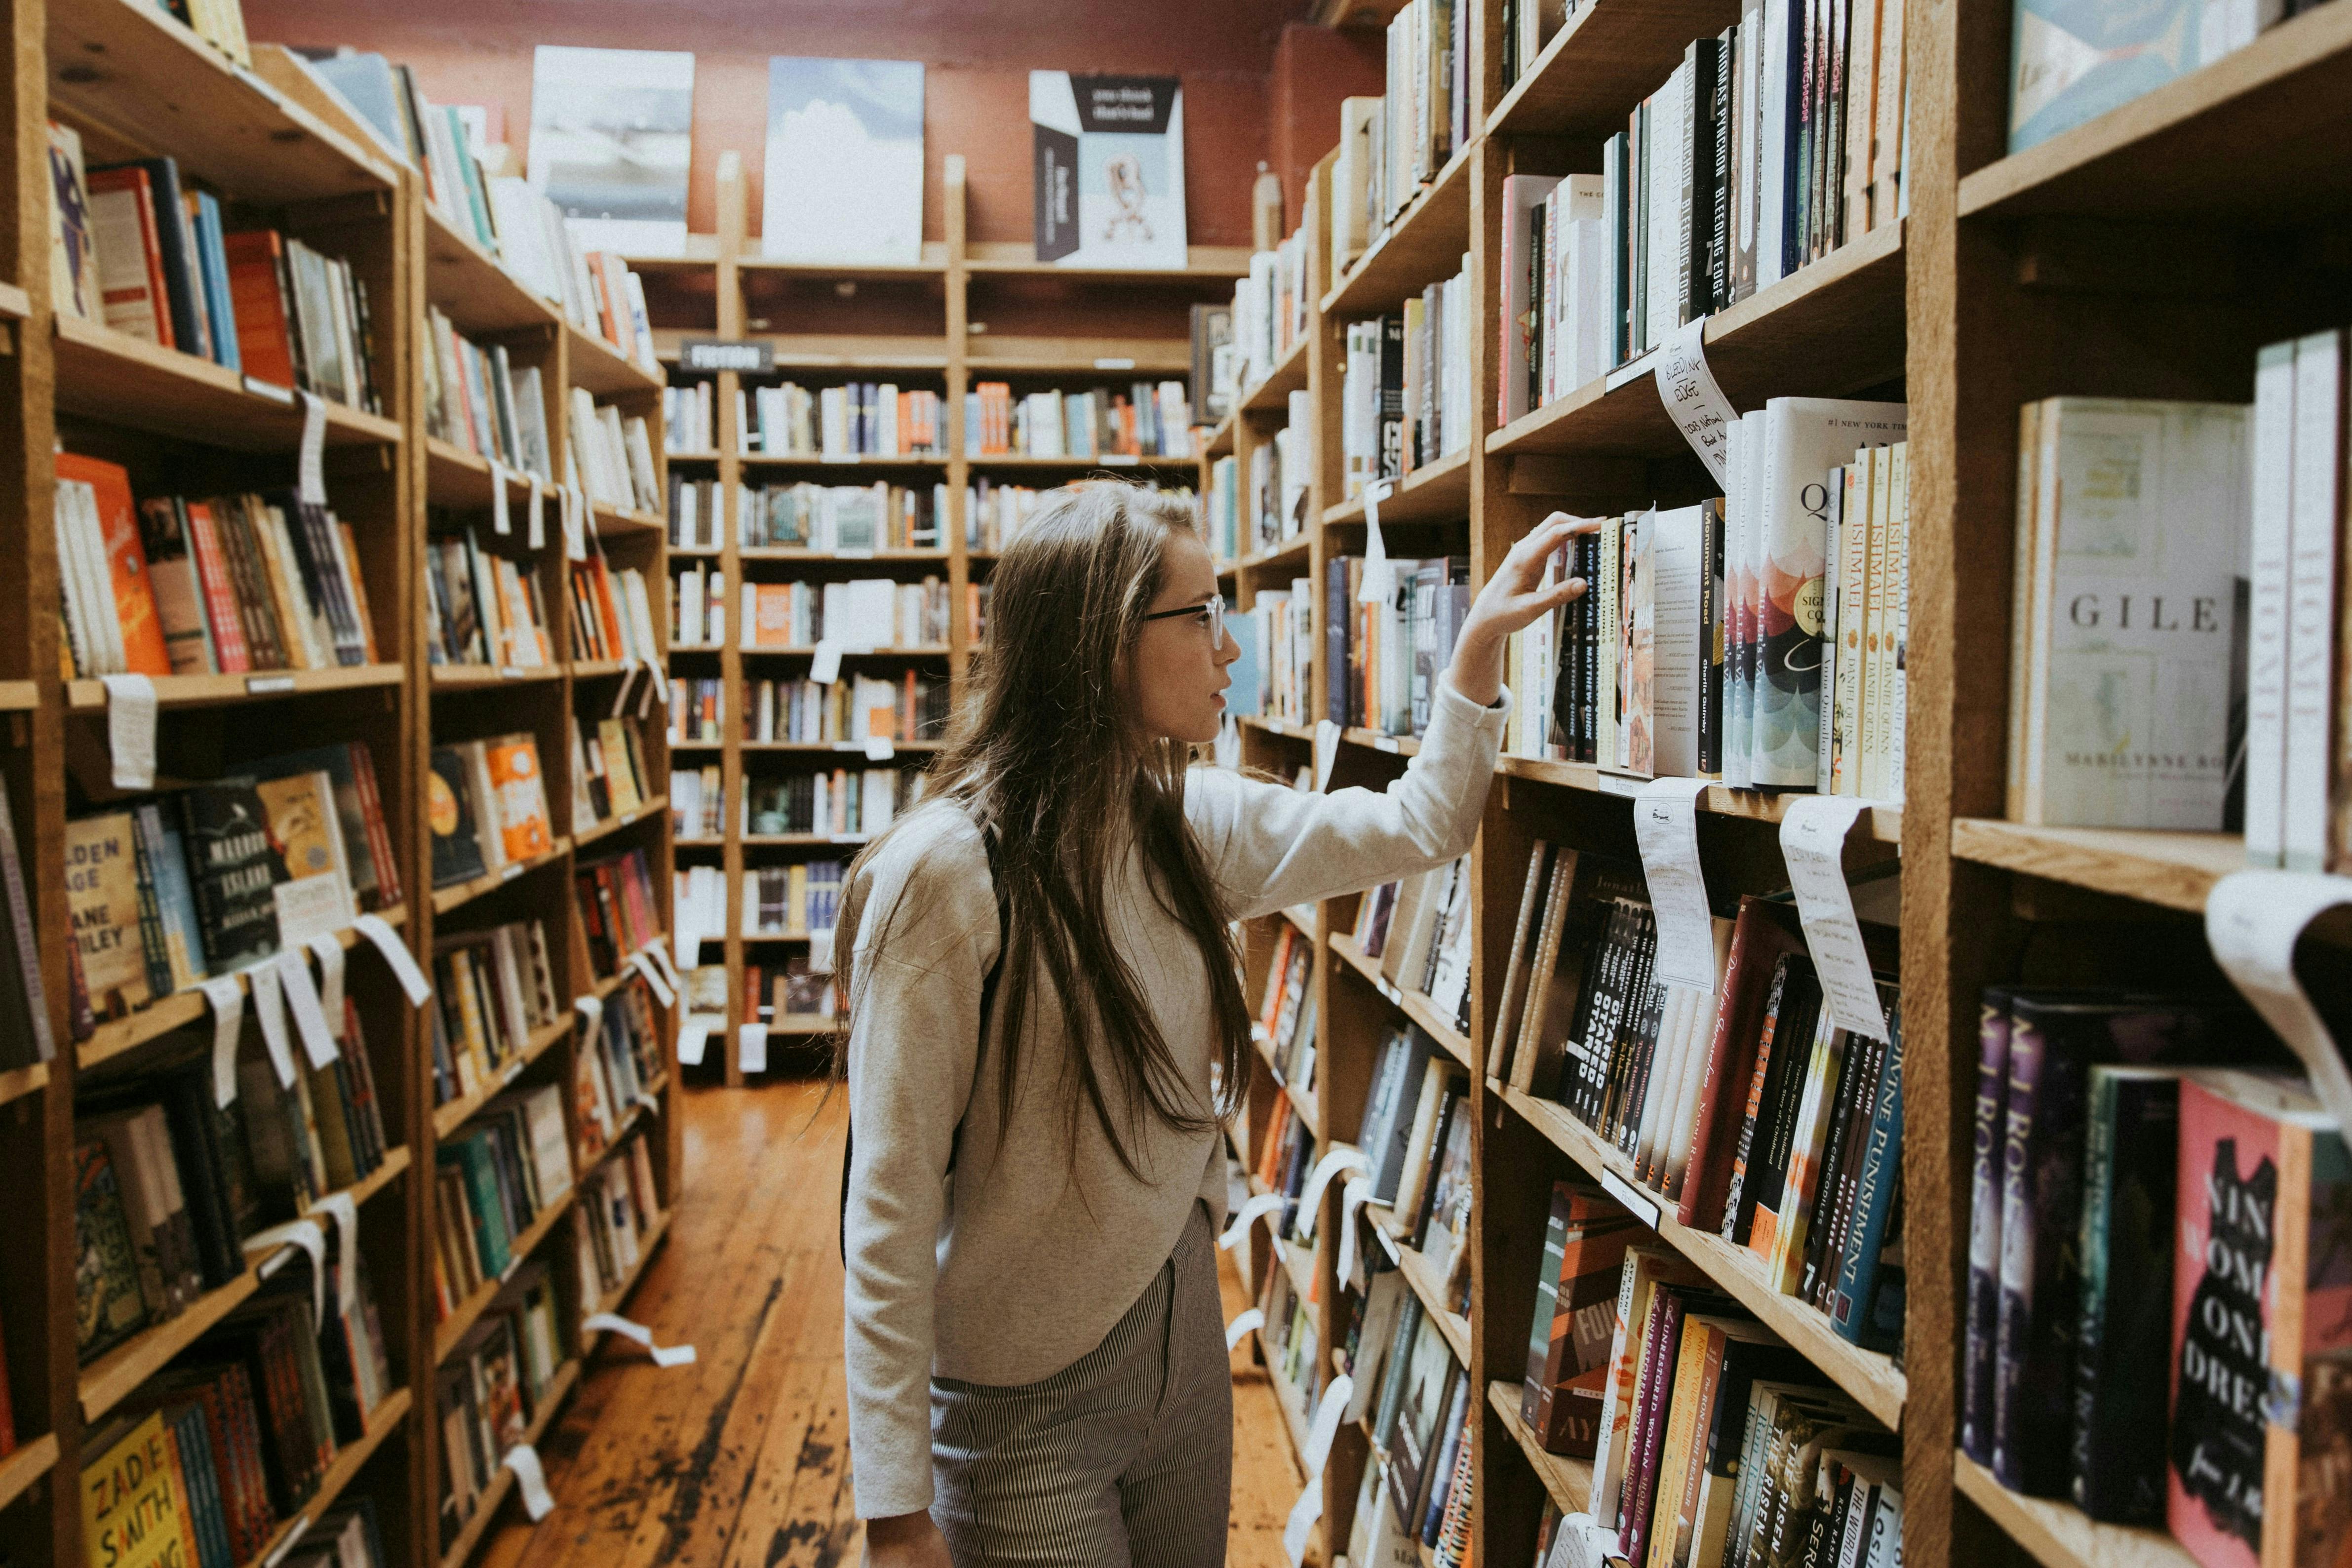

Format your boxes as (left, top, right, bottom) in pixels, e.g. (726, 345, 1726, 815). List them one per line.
(2169, 1073, 2352, 1568)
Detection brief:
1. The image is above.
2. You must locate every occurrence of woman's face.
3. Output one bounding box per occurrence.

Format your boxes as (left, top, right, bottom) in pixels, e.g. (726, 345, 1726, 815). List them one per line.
(1126, 529, 1240, 744)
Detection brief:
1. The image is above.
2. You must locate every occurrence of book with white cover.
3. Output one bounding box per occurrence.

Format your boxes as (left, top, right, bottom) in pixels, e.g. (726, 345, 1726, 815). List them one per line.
(1029, 73, 1187, 270)
(526, 47, 693, 257)
(763, 58, 923, 265)
(2017, 396, 2247, 830)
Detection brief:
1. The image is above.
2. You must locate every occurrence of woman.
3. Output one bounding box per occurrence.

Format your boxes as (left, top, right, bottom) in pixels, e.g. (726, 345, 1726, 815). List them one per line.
(840, 482, 1588, 1567)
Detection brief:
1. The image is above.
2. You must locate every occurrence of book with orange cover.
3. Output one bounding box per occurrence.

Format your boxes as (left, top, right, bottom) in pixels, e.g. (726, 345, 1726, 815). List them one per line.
(58, 452, 172, 676)
(483, 736, 554, 862)
(220, 229, 297, 388)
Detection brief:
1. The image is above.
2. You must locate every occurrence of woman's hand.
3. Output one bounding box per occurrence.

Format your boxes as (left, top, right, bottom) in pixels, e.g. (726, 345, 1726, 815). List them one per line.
(1448, 512, 1600, 706)
(862, 1512, 951, 1568)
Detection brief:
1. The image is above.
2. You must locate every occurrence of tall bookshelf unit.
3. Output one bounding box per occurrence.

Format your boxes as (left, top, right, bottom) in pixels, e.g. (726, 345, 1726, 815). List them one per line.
(636, 158, 1247, 1083)
(0, 6, 678, 1568)
(1201, 4, 2352, 1568)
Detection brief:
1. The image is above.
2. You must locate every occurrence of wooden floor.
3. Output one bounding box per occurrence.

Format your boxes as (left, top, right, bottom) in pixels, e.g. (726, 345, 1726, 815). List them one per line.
(479, 1082, 1305, 1568)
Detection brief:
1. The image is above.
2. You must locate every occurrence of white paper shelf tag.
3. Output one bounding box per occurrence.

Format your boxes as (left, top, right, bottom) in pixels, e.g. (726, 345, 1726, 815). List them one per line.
(1282, 1373, 1356, 1567)
(808, 928, 836, 976)
(1356, 479, 1397, 605)
(1218, 1192, 1284, 1252)
(674, 927, 701, 971)
(808, 639, 843, 686)
(640, 942, 683, 991)
(202, 975, 245, 1108)
(1634, 777, 1719, 991)
(737, 1022, 768, 1074)
(353, 914, 432, 1005)
(1653, 316, 1736, 484)
(2207, 869, 2352, 1134)
(310, 1190, 359, 1317)
(611, 661, 637, 719)
(1224, 1307, 1264, 1351)
(305, 935, 346, 1037)
(276, 947, 339, 1069)
(562, 486, 587, 562)
(248, 961, 297, 1088)
(575, 994, 605, 1036)
(627, 951, 676, 1008)
(1779, 796, 1889, 1041)
(1313, 720, 1340, 792)
(864, 734, 894, 761)
(1336, 1176, 1374, 1287)
(501, 1445, 556, 1520)
(490, 462, 512, 535)
(676, 1013, 719, 1066)
(101, 674, 157, 790)
(245, 1217, 326, 1326)
(1296, 1146, 1368, 1224)
(297, 392, 328, 506)
(583, 1311, 697, 1366)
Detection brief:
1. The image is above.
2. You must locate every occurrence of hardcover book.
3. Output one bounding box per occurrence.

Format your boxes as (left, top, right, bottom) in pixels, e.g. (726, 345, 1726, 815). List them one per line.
(177, 779, 291, 971)
(65, 812, 154, 1016)
(1029, 73, 1188, 270)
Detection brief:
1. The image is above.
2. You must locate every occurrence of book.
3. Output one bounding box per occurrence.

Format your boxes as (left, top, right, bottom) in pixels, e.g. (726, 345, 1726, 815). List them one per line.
(84, 164, 173, 345)
(252, 770, 357, 947)
(56, 451, 173, 677)
(178, 779, 291, 971)
(1029, 73, 1187, 271)
(73, 1135, 152, 1361)
(0, 773, 54, 1069)
(48, 119, 96, 320)
(65, 812, 155, 1017)
(762, 58, 924, 265)
(79, 1410, 202, 1568)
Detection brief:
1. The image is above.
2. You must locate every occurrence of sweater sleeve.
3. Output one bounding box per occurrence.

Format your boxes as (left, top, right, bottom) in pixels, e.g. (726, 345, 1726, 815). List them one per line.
(1193, 677, 1509, 920)
(841, 824, 999, 1519)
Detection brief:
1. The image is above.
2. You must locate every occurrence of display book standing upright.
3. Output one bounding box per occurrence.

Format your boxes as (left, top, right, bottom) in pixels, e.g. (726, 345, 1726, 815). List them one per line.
(647, 155, 1243, 1084)
(0, 8, 676, 1568)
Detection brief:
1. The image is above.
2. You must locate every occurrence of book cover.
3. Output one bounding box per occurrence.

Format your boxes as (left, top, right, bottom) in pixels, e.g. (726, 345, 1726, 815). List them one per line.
(1029, 73, 1188, 270)
(2007, 0, 2208, 154)
(1961, 985, 2013, 1462)
(483, 736, 554, 862)
(95, 157, 205, 356)
(176, 779, 290, 971)
(1828, 999, 1907, 1355)
(73, 1137, 151, 1360)
(251, 770, 355, 948)
(527, 47, 693, 256)
(57, 452, 172, 677)
(1681, 896, 1808, 1230)
(84, 165, 173, 345)
(79, 1410, 202, 1568)
(65, 812, 155, 1016)
(2169, 1072, 2352, 1568)
(48, 119, 96, 321)
(763, 58, 923, 265)
(428, 746, 489, 889)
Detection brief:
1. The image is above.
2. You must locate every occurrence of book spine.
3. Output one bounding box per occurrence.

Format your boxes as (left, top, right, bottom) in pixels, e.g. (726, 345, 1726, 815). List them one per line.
(1959, 992, 2010, 1461)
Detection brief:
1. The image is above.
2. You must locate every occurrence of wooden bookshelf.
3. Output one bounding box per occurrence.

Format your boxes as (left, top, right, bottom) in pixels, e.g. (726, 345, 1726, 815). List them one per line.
(0, 8, 680, 1566)
(1951, 1454, 2200, 1568)
(435, 1358, 581, 1568)
(1485, 1381, 1591, 1518)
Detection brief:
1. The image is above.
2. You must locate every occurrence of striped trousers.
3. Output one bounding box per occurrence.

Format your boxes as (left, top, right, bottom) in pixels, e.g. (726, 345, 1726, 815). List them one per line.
(930, 1201, 1232, 1567)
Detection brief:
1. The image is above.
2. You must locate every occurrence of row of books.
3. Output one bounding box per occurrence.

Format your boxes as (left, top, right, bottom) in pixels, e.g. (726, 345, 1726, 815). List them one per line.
(302, 51, 662, 375)
(1339, 268, 1473, 501)
(1222, 227, 1312, 403)
(966, 480, 1051, 552)
(576, 848, 664, 981)
(60, 451, 380, 679)
(576, 980, 663, 1160)
(1257, 925, 1318, 1095)
(575, 1130, 666, 1308)
(79, 1259, 396, 1568)
(1340, 1238, 1474, 1562)
(729, 578, 950, 651)
(1202, 452, 1242, 565)
(1353, 854, 1477, 1036)
(1206, 390, 1314, 566)
(570, 557, 661, 666)
(1329, 0, 1472, 284)
(431, 1082, 572, 1317)
(1251, 1090, 1321, 1244)
(435, 1260, 564, 1551)
(1324, 553, 1472, 739)
(1503, 0, 1907, 408)
(567, 387, 664, 517)
(75, 1031, 391, 1363)
(424, 308, 553, 480)
(743, 861, 845, 940)
(428, 917, 560, 1111)
(1254, 1247, 1322, 1432)
(745, 767, 922, 839)
(1357, 1030, 1475, 1296)
(737, 481, 945, 552)
(745, 959, 831, 1023)
(670, 679, 724, 744)
(426, 527, 551, 668)
(50, 126, 382, 411)
(1959, 990, 2352, 1568)
(965, 382, 1195, 460)
(572, 711, 660, 831)
(2006, 0, 2296, 154)
(739, 382, 947, 459)
(427, 736, 555, 890)
(663, 381, 719, 454)
(1491, 850, 1907, 1354)
(0, 774, 43, 1076)
(735, 674, 951, 746)
(675, 867, 723, 947)
(672, 766, 723, 839)
(66, 746, 402, 1018)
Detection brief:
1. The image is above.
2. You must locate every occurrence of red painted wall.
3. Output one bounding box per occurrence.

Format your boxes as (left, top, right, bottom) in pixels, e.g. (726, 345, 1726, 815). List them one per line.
(237, 0, 1328, 247)
(1269, 21, 1385, 232)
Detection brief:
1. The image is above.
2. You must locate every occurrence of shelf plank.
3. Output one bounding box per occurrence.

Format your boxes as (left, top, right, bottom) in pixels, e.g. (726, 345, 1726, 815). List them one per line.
(735, 739, 947, 753)
(1322, 447, 1473, 527)
(429, 665, 563, 692)
(736, 644, 950, 659)
(1323, 148, 1475, 318)
(964, 242, 1253, 280)
(67, 663, 406, 711)
(435, 1192, 577, 1364)
(1486, 222, 1906, 463)
(1501, 1084, 1906, 1429)
(436, 1359, 583, 1568)
(1501, 756, 1903, 842)
(0, 1060, 48, 1108)
(432, 839, 573, 915)
(1957, 1, 2352, 222)
(433, 1017, 573, 1140)
(736, 451, 948, 469)
(79, 1268, 259, 1424)
(960, 452, 1195, 470)
(1394, 1241, 1472, 1364)
(423, 437, 540, 510)
(736, 240, 950, 277)
(566, 322, 663, 395)
(0, 1433, 60, 1515)
(79, 907, 410, 1073)
(1235, 533, 1313, 575)
(583, 1210, 675, 1331)
(423, 208, 557, 335)
(1241, 334, 1314, 415)
(572, 800, 668, 850)
(240, 1387, 413, 1568)
(736, 546, 949, 563)
(54, 315, 401, 450)
(1329, 933, 1473, 1069)
(0, 282, 32, 322)
(1487, 1380, 1593, 1517)
(0, 680, 38, 711)
(1953, 1453, 2199, 1568)
(1487, 0, 1746, 139)
(966, 336, 1192, 376)
(47, 0, 394, 203)
(1949, 818, 2241, 913)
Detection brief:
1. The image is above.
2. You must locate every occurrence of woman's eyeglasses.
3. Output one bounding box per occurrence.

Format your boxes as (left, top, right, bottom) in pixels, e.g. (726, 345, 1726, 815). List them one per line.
(1140, 593, 1225, 645)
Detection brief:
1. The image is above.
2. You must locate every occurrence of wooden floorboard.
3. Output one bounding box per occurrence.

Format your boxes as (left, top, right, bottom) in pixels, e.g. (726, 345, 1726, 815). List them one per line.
(478, 1082, 1305, 1568)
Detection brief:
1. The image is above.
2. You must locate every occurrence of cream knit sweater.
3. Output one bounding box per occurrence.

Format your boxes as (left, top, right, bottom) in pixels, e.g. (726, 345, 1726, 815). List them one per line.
(842, 679, 1508, 1517)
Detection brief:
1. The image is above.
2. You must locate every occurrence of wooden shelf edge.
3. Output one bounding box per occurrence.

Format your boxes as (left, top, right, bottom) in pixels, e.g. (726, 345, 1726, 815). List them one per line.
(582, 1210, 674, 1337)
(79, 1271, 261, 1424)
(1394, 1242, 1472, 1364)
(1949, 818, 2239, 913)
(67, 664, 407, 711)
(431, 839, 574, 915)
(1320, 146, 1476, 318)
(0, 1059, 48, 1108)
(241, 1386, 414, 1568)
(0, 1432, 60, 1514)
(1328, 934, 1474, 1068)
(1321, 447, 1473, 527)
(433, 1017, 573, 1140)
(1487, 1380, 1594, 1517)
(434, 1193, 577, 1366)
(1499, 1084, 1906, 1430)
(571, 801, 666, 849)
(1953, 1452, 2200, 1568)
(1500, 757, 1904, 841)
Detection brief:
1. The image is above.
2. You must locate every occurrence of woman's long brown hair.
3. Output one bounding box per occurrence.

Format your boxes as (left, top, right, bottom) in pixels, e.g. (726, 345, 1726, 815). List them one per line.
(835, 482, 1253, 1177)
